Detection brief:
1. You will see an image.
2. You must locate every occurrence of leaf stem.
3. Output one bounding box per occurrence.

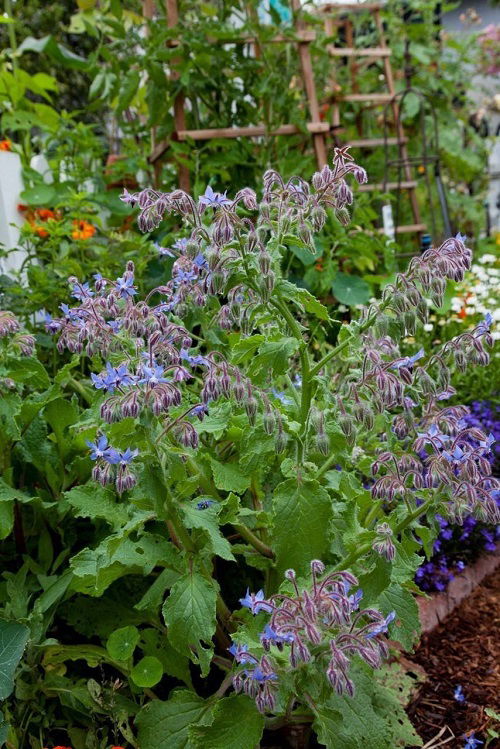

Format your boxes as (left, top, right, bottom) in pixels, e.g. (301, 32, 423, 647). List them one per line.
(233, 522, 275, 558)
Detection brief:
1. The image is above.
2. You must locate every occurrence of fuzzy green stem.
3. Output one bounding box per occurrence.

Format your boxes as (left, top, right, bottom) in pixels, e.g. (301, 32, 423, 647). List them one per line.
(310, 299, 391, 379)
(336, 495, 435, 571)
(233, 523, 275, 558)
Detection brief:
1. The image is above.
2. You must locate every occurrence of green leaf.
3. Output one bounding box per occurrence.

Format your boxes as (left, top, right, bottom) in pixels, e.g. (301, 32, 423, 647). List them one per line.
(117, 69, 140, 112)
(190, 695, 264, 749)
(272, 479, 332, 576)
(280, 281, 330, 321)
(332, 272, 371, 306)
(0, 619, 29, 699)
(106, 625, 140, 662)
(377, 584, 420, 650)
(17, 35, 88, 70)
(209, 458, 250, 494)
(7, 357, 50, 388)
(0, 502, 13, 540)
(19, 184, 56, 206)
(162, 571, 217, 673)
(64, 484, 129, 528)
(181, 503, 235, 561)
(131, 656, 163, 687)
(248, 338, 299, 383)
(136, 690, 208, 749)
(230, 334, 266, 364)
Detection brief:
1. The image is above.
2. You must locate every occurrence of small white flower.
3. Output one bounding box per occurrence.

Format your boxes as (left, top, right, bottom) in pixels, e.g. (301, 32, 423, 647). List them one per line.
(423, 323, 433, 332)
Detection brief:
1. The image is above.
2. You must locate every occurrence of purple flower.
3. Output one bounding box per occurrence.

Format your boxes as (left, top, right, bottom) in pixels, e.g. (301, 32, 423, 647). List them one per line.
(228, 643, 254, 664)
(454, 685, 466, 703)
(248, 667, 277, 683)
(138, 364, 169, 387)
(119, 447, 139, 465)
(196, 499, 216, 510)
(392, 348, 425, 370)
(475, 313, 493, 337)
(365, 611, 396, 639)
(271, 388, 293, 405)
(198, 184, 231, 208)
(180, 348, 207, 367)
(260, 623, 295, 646)
(71, 281, 94, 301)
(193, 253, 208, 270)
(107, 319, 122, 333)
(59, 303, 84, 322)
(44, 313, 61, 334)
(92, 362, 136, 393)
(120, 188, 137, 205)
(115, 275, 137, 299)
(456, 560, 466, 571)
(463, 733, 483, 748)
(154, 241, 175, 258)
(192, 403, 209, 421)
(86, 435, 121, 464)
(173, 238, 189, 252)
(455, 232, 467, 243)
(239, 588, 273, 615)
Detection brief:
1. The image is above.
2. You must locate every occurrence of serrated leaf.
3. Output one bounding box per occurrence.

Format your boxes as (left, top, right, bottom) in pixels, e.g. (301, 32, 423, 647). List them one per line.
(162, 572, 217, 673)
(230, 334, 266, 364)
(64, 484, 129, 528)
(131, 655, 163, 687)
(209, 458, 250, 494)
(280, 281, 330, 321)
(248, 337, 299, 383)
(0, 619, 29, 699)
(377, 584, 420, 650)
(106, 625, 140, 661)
(181, 504, 235, 561)
(332, 272, 371, 306)
(136, 690, 208, 749)
(272, 479, 332, 575)
(190, 694, 264, 749)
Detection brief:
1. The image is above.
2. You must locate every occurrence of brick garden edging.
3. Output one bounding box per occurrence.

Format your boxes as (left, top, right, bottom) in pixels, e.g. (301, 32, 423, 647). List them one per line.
(417, 544, 500, 633)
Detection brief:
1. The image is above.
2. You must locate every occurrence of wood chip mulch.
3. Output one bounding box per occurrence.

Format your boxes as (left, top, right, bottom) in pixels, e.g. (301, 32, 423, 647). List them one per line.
(406, 567, 500, 748)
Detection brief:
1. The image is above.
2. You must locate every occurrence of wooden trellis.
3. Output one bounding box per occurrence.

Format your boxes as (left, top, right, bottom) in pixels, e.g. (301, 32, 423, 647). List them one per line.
(143, 0, 330, 190)
(319, 2, 425, 236)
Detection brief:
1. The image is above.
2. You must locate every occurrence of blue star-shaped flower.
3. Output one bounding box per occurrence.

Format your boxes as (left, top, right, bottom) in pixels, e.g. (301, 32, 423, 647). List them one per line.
(198, 184, 231, 208)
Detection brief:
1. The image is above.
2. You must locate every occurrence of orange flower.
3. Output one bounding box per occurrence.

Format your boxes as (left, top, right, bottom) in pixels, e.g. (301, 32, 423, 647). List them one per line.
(71, 219, 96, 240)
(0, 139, 12, 151)
(33, 225, 50, 238)
(37, 208, 56, 221)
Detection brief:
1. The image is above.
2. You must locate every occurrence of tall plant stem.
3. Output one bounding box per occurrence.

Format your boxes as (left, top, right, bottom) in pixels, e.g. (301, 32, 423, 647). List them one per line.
(272, 296, 311, 465)
(336, 495, 434, 572)
(5, 0, 17, 65)
(310, 299, 391, 379)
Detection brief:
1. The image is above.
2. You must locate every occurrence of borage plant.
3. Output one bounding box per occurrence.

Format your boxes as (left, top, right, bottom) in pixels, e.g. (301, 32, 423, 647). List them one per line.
(44, 148, 498, 747)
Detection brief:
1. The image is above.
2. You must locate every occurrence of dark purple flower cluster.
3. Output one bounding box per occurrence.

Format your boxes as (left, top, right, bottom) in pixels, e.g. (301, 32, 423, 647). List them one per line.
(46, 262, 285, 456)
(86, 435, 139, 494)
(121, 148, 367, 328)
(0, 310, 36, 357)
(229, 561, 394, 713)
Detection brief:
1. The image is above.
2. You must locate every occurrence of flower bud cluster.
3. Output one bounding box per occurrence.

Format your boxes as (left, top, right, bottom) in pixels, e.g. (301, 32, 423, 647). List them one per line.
(86, 435, 139, 494)
(0, 310, 36, 357)
(122, 149, 366, 330)
(47, 265, 284, 453)
(230, 561, 394, 713)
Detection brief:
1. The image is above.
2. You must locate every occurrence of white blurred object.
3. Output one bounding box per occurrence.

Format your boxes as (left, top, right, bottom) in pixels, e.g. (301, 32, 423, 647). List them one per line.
(30, 153, 53, 184)
(382, 203, 395, 240)
(0, 151, 27, 277)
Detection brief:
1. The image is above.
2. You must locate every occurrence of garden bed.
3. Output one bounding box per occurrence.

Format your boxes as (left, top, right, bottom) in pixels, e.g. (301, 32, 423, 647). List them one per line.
(407, 567, 500, 747)
(418, 544, 500, 633)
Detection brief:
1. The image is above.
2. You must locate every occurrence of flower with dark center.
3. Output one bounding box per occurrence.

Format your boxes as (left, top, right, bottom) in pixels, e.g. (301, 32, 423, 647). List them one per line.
(198, 184, 232, 208)
(115, 275, 137, 299)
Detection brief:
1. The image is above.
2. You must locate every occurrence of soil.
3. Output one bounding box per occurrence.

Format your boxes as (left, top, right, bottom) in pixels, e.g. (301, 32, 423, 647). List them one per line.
(406, 567, 500, 748)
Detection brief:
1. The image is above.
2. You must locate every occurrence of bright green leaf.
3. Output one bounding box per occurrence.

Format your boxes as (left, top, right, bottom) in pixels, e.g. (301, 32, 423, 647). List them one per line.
(131, 655, 163, 687)
(106, 625, 140, 662)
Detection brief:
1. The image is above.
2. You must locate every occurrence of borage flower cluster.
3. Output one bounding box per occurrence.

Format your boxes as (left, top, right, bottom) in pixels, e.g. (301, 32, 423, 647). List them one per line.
(45, 260, 287, 477)
(229, 561, 395, 713)
(0, 310, 36, 357)
(121, 148, 367, 328)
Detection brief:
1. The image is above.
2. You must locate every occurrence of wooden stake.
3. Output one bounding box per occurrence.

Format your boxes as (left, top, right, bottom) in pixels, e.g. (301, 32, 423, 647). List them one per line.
(166, 0, 190, 192)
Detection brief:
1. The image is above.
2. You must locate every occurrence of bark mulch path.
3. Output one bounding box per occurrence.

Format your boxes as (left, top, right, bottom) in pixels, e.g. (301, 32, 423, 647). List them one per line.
(406, 567, 500, 748)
